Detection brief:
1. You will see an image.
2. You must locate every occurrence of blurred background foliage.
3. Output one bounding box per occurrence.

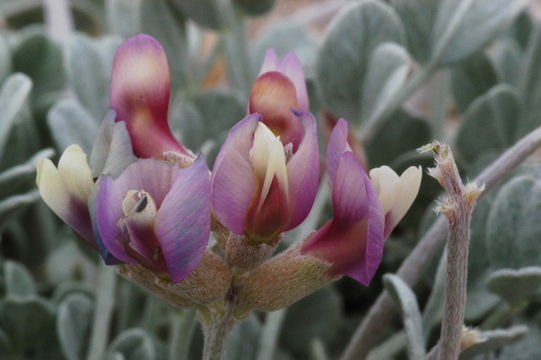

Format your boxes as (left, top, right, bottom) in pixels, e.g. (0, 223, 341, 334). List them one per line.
(1, 0, 541, 359)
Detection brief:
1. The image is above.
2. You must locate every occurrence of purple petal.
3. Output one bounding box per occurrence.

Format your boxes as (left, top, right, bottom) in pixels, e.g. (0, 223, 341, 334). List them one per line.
(258, 48, 279, 75)
(286, 111, 320, 230)
(96, 159, 181, 262)
(211, 114, 260, 234)
(278, 52, 309, 111)
(332, 152, 368, 223)
(155, 157, 211, 282)
(343, 162, 384, 284)
(326, 118, 351, 185)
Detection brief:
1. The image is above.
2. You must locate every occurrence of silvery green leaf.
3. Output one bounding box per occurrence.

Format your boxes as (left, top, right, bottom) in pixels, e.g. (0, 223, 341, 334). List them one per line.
(69, 34, 111, 120)
(0, 190, 40, 231)
(106, 328, 156, 360)
(171, 89, 245, 151)
(0, 148, 53, 194)
(486, 267, 541, 305)
(451, 53, 498, 113)
(106, 0, 142, 37)
(141, 0, 189, 87)
(235, 0, 274, 16)
(366, 110, 430, 167)
(171, 0, 223, 30)
(459, 325, 528, 359)
(361, 43, 409, 125)
(499, 323, 541, 360)
(90, 111, 135, 178)
(316, 0, 404, 123)
(422, 250, 446, 334)
(3, 260, 36, 298)
(280, 287, 341, 356)
(488, 38, 522, 87)
(0, 35, 11, 82)
(253, 21, 316, 78)
(0, 73, 32, 160)
(168, 310, 196, 360)
(47, 98, 99, 154)
(390, 0, 438, 64)
(432, 0, 528, 65)
(0, 297, 58, 357)
(12, 30, 65, 110)
(57, 294, 94, 360)
(518, 26, 541, 134)
(455, 85, 520, 165)
(226, 315, 261, 360)
(0, 328, 12, 356)
(486, 176, 541, 269)
(383, 274, 425, 360)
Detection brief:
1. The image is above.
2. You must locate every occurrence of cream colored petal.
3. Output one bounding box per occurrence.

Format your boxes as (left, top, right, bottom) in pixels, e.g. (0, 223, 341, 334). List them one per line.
(251, 123, 289, 210)
(36, 158, 72, 222)
(389, 166, 422, 228)
(369, 165, 400, 213)
(57, 145, 94, 204)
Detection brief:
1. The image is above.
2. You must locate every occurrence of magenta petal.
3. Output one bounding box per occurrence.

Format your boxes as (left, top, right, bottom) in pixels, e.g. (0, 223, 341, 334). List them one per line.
(258, 48, 279, 75)
(211, 114, 260, 234)
(343, 161, 384, 285)
(155, 157, 211, 283)
(326, 118, 351, 185)
(278, 52, 309, 111)
(332, 152, 369, 223)
(109, 34, 189, 158)
(96, 159, 181, 262)
(286, 111, 320, 230)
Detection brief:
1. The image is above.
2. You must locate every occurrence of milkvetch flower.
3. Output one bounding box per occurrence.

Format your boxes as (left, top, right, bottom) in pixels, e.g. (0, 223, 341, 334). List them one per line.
(110, 34, 193, 161)
(211, 110, 319, 245)
(36, 145, 95, 245)
(301, 119, 422, 285)
(96, 156, 210, 283)
(249, 49, 309, 150)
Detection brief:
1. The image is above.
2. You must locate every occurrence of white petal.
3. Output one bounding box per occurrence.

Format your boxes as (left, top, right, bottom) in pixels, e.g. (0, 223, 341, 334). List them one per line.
(36, 158, 71, 222)
(251, 122, 289, 209)
(389, 166, 422, 228)
(369, 165, 400, 213)
(57, 145, 94, 203)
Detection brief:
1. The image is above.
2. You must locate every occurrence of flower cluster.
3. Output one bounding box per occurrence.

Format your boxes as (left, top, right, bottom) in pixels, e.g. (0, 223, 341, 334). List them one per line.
(36, 34, 421, 310)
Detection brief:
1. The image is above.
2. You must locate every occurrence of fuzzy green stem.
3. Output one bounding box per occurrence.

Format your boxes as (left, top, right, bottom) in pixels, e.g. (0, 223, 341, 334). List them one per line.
(201, 313, 235, 360)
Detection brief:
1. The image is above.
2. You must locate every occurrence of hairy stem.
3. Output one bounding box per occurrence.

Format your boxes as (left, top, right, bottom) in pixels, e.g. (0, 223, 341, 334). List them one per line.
(340, 125, 541, 360)
(201, 308, 235, 360)
(424, 143, 483, 360)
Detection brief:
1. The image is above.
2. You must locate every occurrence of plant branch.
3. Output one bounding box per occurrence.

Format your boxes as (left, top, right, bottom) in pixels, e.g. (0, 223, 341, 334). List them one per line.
(424, 143, 483, 360)
(340, 125, 541, 360)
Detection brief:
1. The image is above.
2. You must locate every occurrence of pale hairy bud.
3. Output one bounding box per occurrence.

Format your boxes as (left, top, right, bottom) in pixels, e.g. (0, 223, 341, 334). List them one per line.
(225, 233, 279, 271)
(235, 240, 338, 314)
(119, 249, 231, 307)
(461, 326, 485, 350)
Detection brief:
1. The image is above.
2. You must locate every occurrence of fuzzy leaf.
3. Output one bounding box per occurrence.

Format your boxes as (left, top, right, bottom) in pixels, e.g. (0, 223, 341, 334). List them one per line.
(456, 85, 521, 165)
(486, 176, 541, 269)
(432, 0, 529, 65)
(316, 0, 404, 123)
(57, 294, 94, 360)
(3, 260, 36, 298)
(361, 43, 410, 125)
(384, 274, 425, 360)
(47, 98, 99, 154)
(106, 328, 156, 360)
(486, 267, 541, 305)
(460, 326, 528, 359)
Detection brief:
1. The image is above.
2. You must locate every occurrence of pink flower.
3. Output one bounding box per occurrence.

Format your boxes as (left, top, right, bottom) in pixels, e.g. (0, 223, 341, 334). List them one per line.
(301, 119, 422, 285)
